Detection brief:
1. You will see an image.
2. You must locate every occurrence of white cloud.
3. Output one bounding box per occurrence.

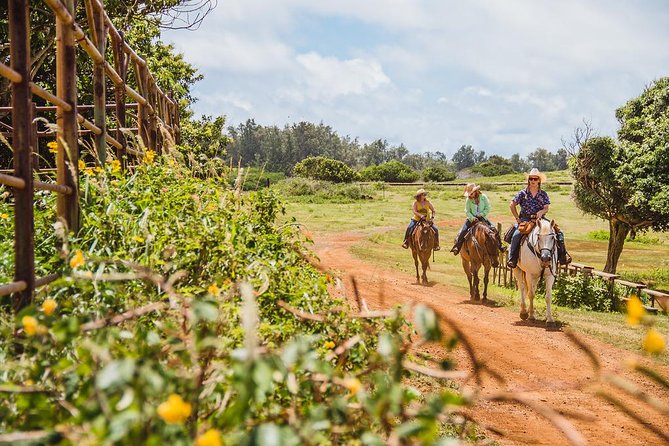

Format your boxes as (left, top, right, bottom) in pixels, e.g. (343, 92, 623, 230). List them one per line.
(292, 53, 391, 101)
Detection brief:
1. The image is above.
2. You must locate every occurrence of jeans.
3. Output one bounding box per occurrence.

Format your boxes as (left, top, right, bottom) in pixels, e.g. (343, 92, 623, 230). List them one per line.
(404, 220, 439, 242)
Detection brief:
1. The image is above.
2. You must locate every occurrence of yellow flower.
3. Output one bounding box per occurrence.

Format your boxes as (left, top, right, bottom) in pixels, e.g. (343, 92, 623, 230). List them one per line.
(642, 327, 666, 355)
(157, 394, 192, 424)
(0, 213, 8, 220)
(626, 296, 646, 326)
(94, 166, 103, 173)
(343, 377, 362, 395)
(78, 159, 86, 170)
(195, 429, 222, 446)
(324, 341, 336, 349)
(42, 299, 57, 316)
(84, 167, 94, 176)
(37, 324, 48, 335)
(47, 141, 58, 153)
(207, 283, 221, 296)
(132, 235, 145, 243)
(70, 250, 85, 268)
(24, 379, 35, 386)
(110, 159, 121, 173)
(144, 150, 156, 164)
(22, 316, 38, 336)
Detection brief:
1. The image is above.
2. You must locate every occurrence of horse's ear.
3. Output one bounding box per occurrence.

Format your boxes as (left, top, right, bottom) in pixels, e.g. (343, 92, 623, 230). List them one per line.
(550, 219, 555, 228)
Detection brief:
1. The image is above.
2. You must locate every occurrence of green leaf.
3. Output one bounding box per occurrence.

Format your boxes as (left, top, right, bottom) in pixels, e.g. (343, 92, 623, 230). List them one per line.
(414, 304, 442, 341)
(96, 359, 136, 390)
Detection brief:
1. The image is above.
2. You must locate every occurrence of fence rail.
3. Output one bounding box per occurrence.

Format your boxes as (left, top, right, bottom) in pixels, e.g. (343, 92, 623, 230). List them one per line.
(0, 0, 180, 311)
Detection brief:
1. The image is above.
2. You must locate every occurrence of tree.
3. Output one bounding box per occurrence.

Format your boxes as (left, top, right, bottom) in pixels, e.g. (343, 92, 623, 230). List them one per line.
(510, 153, 530, 173)
(570, 77, 669, 272)
(527, 148, 556, 171)
(471, 155, 514, 176)
(452, 145, 477, 170)
(552, 148, 569, 170)
(359, 160, 419, 183)
(293, 156, 358, 183)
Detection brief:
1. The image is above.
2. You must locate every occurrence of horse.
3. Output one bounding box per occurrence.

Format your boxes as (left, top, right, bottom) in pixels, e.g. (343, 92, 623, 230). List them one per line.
(513, 218, 559, 327)
(410, 218, 436, 285)
(460, 220, 500, 301)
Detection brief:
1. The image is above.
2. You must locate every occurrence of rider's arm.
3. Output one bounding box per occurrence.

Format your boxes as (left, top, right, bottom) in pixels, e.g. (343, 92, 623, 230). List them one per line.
(465, 198, 476, 222)
(479, 195, 491, 217)
(412, 201, 423, 220)
(509, 200, 520, 223)
(536, 204, 549, 219)
(428, 201, 436, 219)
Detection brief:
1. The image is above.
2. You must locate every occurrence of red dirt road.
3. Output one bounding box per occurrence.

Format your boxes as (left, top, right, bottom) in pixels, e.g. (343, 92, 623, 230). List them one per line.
(314, 231, 669, 446)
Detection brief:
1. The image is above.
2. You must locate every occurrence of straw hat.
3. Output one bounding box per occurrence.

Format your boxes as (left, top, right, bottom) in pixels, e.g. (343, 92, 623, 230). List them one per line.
(414, 188, 428, 198)
(463, 183, 481, 198)
(525, 167, 548, 184)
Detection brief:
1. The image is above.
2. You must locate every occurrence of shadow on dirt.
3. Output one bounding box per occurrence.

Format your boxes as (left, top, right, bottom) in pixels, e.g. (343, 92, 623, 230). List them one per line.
(458, 298, 503, 308)
(411, 281, 438, 287)
(513, 319, 566, 331)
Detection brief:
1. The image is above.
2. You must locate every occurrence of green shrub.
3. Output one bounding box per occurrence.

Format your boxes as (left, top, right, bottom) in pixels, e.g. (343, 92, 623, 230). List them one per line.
(423, 166, 456, 182)
(552, 274, 619, 312)
(274, 177, 371, 201)
(227, 167, 286, 190)
(293, 156, 358, 183)
(359, 160, 419, 183)
(471, 156, 514, 177)
(587, 230, 662, 244)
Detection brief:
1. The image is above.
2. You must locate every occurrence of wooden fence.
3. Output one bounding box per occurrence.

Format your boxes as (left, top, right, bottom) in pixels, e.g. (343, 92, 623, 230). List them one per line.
(0, 0, 180, 311)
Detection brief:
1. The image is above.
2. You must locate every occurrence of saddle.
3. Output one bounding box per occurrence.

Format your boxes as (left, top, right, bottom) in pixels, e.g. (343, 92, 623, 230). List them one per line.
(503, 220, 535, 244)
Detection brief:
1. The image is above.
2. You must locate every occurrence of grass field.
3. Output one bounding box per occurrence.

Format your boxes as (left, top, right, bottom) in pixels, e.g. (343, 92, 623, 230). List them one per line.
(277, 172, 669, 361)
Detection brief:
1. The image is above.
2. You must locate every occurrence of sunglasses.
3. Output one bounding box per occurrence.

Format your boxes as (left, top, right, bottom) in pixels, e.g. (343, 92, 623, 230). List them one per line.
(528, 177, 540, 182)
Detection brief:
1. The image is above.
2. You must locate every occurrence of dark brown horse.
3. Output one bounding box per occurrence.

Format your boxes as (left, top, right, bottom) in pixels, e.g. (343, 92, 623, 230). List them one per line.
(460, 221, 500, 300)
(410, 218, 436, 285)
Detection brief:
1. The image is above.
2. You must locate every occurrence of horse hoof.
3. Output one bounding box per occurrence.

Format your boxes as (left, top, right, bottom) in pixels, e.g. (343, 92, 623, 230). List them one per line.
(546, 321, 557, 329)
(520, 311, 529, 320)
(528, 315, 536, 321)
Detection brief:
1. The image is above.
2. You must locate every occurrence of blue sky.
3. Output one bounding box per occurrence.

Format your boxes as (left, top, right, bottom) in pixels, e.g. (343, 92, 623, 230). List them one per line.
(164, 0, 669, 157)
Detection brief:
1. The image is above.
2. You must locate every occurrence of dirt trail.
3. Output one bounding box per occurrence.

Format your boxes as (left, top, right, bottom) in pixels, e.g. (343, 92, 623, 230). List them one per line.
(314, 231, 669, 446)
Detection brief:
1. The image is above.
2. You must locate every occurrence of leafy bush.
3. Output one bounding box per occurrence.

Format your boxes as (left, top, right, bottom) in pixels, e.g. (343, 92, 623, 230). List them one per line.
(293, 156, 358, 183)
(587, 230, 662, 244)
(359, 160, 419, 183)
(274, 177, 370, 201)
(471, 156, 514, 177)
(552, 274, 619, 312)
(423, 166, 456, 182)
(227, 167, 286, 190)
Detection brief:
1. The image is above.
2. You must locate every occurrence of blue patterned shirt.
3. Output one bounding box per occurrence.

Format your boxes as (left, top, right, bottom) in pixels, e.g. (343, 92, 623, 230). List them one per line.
(513, 189, 550, 220)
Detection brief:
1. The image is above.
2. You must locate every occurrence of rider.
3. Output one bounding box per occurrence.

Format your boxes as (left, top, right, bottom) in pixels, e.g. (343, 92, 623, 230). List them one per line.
(402, 188, 440, 250)
(507, 168, 571, 268)
(450, 183, 505, 255)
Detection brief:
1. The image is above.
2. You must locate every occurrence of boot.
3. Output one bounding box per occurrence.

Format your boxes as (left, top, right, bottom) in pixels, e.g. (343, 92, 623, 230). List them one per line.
(507, 247, 519, 268)
(434, 234, 441, 251)
(496, 232, 506, 252)
(556, 232, 571, 265)
(402, 239, 409, 249)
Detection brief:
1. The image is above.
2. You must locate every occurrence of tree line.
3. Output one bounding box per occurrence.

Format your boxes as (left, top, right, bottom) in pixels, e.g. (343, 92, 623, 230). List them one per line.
(225, 119, 569, 176)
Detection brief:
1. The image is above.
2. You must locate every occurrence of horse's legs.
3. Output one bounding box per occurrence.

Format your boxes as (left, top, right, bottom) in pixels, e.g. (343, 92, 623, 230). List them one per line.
(412, 250, 419, 283)
(514, 268, 528, 320)
(471, 264, 480, 300)
(544, 271, 556, 325)
(421, 258, 429, 285)
(482, 265, 490, 301)
(462, 258, 474, 298)
(526, 274, 540, 321)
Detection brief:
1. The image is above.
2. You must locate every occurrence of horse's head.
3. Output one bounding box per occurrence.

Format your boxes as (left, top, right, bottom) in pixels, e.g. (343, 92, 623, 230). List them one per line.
(415, 219, 435, 251)
(473, 221, 499, 265)
(534, 219, 557, 268)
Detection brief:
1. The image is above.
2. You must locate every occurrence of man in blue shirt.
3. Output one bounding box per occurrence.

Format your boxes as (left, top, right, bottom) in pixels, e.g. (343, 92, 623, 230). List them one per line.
(507, 168, 571, 268)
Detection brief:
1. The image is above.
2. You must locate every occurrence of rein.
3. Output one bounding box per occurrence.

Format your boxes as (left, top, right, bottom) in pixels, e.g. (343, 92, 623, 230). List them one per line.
(526, 227, 558, 276)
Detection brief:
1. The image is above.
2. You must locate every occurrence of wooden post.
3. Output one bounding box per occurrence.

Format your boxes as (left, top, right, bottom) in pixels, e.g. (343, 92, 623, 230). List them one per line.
(111, 32, 128, 166)
(56, 0, 79, 232)
(30, 102, 39, 171)
(86, 0, 107, 163)
(134, 62, 148, 151)
(146, 74, 157, 153)
(9, 0, 35, 311)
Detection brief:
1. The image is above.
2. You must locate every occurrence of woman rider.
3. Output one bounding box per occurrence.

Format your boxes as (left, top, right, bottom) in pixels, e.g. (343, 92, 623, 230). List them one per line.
(507, 168, 571, 268)
(450, 183, 505, 255)
(401, 188, 440, 251)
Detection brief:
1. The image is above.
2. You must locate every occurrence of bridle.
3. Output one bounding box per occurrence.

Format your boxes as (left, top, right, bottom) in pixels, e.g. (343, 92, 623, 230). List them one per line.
(528, 223, 558, 276)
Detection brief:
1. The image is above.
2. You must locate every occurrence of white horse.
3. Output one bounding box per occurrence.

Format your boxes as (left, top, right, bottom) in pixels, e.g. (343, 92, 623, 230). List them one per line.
(513, 218, 559, 326)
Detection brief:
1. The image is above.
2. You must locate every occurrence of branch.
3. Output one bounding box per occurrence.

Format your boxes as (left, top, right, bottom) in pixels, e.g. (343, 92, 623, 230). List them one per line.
(80, 301, 168, 331)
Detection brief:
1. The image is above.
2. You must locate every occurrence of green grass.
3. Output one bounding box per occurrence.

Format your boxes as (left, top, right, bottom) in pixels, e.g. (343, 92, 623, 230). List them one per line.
(443, 169, 573, 184)
(279, 182, 669, 362)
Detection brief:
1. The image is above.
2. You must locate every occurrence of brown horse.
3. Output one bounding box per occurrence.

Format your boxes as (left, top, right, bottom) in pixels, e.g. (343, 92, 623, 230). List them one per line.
(410, 218, 436, 285)
(460, 220, 500, 301)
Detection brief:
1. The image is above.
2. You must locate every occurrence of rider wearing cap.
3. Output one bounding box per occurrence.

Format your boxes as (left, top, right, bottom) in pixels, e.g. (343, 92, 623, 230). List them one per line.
(402, 188, 440, 251)
(507, 168, 571, 268)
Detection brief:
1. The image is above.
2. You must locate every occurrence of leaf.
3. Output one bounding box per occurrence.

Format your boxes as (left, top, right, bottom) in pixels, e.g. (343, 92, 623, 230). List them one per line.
(414, 304, 442, 342)
(96, 359, 136, 390)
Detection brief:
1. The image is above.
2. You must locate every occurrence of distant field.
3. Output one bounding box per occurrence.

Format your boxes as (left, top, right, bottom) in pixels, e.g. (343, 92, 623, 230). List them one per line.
(277, 175, 669, 359)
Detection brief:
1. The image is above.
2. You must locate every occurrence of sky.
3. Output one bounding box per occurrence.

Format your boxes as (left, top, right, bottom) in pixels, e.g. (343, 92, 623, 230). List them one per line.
(163, 0, 669, 158)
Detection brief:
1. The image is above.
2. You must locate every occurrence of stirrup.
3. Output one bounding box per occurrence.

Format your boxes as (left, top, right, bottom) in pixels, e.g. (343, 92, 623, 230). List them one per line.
(450, 246, 459, 255)
(433, 246, 441, 251)
(402, 242, 409, 249)
(507, 259, 517, 268)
